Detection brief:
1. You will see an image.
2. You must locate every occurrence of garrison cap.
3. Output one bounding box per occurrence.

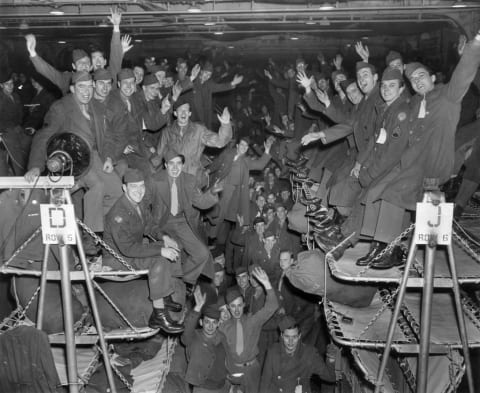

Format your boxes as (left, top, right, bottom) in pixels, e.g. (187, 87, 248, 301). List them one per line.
(93, 68, 112, 81)
(225, 287, 243, 304)
(72, 49, 89, 63)
(142, 73, 158, 86)
(385, 50, 403, 66)
(404, 62, 428, 79)
(278, 315, 297, 332)
(339, 78, 357, 92)
(203, 304, 221, 320)
(123, 168, 145, 184)
(381, 67, 403, 82)
(118, 68, 135, 81)
(356, 61, 376, 74)
(71, 71, 92, 84)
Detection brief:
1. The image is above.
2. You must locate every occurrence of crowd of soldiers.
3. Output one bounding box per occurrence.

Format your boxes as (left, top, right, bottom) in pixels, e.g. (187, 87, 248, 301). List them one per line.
(2, 9, 480, 391)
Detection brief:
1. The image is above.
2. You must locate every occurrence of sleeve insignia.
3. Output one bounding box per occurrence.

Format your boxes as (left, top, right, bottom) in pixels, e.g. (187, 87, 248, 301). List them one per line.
(114, 216, 123, 223)
(392, 127, 401, 138)
(398, 112, 407, 122)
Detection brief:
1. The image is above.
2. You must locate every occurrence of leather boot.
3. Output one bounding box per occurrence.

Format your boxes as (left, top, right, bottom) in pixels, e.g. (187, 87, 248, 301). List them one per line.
(370, 245, 405, 270)
(164, 295, 182, 312)
(148, 308, 184, 333)
(356, 241, 386, 266)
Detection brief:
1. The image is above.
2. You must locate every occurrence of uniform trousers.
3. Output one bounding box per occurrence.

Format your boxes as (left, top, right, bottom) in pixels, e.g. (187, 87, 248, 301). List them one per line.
(163, 214, 213, 284)
(76, 151, 123, 232)
(104, 255, 173, 300)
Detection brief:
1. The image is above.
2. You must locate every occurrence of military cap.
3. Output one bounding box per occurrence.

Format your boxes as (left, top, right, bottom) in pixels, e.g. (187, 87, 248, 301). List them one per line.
(278, 315, 297, 332)
(173, 95, 192, 110)
(123, 168, 145, 184)
(385, 50, 402, 66)
(203, 304, 221, 320)
(142, 73, 158, 86)
(264, 228, 276, 239)
(71, 71, 92, 84)
(72, 49, 89, 63)
(404, 62, 428, 79)
(225, 287, 243, 304)
(356, 61, 376, 74)
(235, 266, 248, 276)
(339, 78, 357, 92)
(381, 67, 403, 82)
(93, 68, 112, 81)
(295, 57, 306, 65)
(164, 148, 184, 163)
(118, 68, 135, 81)
(202, 61, 214, 72)
(238, 136, 251, 145)
(0, 68, 12, 84)
(331, 69, 347, 81)
(253, 216, 266, 226)
(149, 64, 168, 74)
(213, 263, 224, 273)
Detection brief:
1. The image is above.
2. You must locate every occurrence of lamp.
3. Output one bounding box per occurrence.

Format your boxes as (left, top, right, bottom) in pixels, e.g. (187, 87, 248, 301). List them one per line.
(452, 0, 467, 7)
(187, 2, 201, 13)
(49, 6, 64, 15)
(46, 133, 92, 178)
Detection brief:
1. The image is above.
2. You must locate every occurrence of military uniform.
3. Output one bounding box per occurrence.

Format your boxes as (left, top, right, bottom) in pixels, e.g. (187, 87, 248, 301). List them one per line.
(259, 341, 335, 393)
(103, 194, 174, 300)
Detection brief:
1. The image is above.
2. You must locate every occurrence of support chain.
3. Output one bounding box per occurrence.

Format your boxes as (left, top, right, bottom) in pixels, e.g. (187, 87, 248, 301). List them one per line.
(76, 219, 136, 273)
(2, 227, 42, 268)
(91, 280, 136, 331)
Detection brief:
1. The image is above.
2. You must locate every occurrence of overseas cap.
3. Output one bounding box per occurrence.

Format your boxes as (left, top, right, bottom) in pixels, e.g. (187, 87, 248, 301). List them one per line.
(142, 73, 158, 86)
(118, 68, 135, 81)
(72, 49, 89, 63)
(71, 71, 92, 84)
(381, 67, 403, 82)
(123, 168, 145, 184)
(225, 287, 243, 304)
(404, 62, 428, 79)
(386, 50, 402, 65)
(278, 315, 297, 332)
(356, 61, 376, 74)
(93, 68, 112, 81)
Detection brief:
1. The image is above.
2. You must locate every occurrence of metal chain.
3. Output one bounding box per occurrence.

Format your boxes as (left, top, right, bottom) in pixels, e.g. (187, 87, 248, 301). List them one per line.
(452, 229, 480, 263)
(91, 280, 136, 331)
(76, 219, 136, 273)
(157, 337, 178, 393)
(14, 285, 41, 324)
(358, 287, 400, 339)
(2, 227, 42, 269)
(357, 224, 415, 277)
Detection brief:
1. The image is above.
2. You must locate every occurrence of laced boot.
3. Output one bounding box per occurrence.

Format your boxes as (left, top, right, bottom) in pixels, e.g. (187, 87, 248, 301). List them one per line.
(356, 241, 387, 266)
(148, 308, 184, 333)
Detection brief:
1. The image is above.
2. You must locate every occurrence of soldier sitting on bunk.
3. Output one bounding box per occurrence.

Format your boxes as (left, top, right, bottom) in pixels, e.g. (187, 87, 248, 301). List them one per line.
(103, 168, 185, 334)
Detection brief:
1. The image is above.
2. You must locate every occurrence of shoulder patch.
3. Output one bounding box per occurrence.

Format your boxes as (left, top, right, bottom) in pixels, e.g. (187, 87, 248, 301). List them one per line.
(392, 126, 401, 138)
(114, 216, 123, 223)
(398, 112, 406, 122)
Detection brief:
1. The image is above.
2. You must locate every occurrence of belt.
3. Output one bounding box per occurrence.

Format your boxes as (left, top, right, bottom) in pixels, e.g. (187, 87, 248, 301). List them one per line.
(234, 358, 257, 368)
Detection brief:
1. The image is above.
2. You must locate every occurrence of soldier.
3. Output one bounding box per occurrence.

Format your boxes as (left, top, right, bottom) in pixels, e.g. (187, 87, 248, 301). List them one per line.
(260, 315, 336, 393)
(103, 168, 184, 334)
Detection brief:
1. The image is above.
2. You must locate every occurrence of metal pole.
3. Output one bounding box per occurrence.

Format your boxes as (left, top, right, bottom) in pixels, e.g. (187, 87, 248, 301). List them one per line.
(59, 241, 79, 393)
(447, 244, 475, 393)
(374, 241, 418, 393)
(36, 243, 50, 330)
(64, 190, 117, 393)
(417, 243, 436, 393)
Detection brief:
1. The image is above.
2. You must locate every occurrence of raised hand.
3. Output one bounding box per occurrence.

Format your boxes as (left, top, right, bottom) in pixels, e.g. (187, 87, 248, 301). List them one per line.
(161, 95, 171, 114)
(193, 286, 206, 311)
(231, 74, 244, 86)
(333, 53, 343, 70)
(458, 34, 467, 56)
(121, 35, 133, 54)
(264, 69, 273, 80)
(217, 107, 231, 124)
(251, 266, 272, 289)
(190, 63, 201, 81)
(172, 81, 182, 101)
(25, 34, 37, 57)
(355, 41, 370, 62)
(296, 70, 314, 92)
(314, 89, 331, 107)
(108, 7, 122, 27)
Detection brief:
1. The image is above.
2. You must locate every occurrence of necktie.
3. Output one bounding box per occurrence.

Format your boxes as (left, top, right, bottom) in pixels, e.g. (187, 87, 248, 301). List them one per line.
(171, 179, 178, 216)
(418, 96, 426, 119)
(136, 205, 143, 221)
(81, 104, 90, 120)
(235, 319, 244, 355)
(126, 98, 132, 113)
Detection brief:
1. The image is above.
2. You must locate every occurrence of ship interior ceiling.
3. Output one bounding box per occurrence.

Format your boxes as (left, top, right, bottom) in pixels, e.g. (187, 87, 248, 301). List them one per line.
(1, 0, 480, 73)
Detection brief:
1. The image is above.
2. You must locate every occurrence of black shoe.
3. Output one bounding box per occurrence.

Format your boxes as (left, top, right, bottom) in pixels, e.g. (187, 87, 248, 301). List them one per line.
(356, 241, 387, 266)
(148, 308, 184, 334)
(370, 246, 405, 270)
(313, 228, 344, 250)
(164, 295, 182, 312)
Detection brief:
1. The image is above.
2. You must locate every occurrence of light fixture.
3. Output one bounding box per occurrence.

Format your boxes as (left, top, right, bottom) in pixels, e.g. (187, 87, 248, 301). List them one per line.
(319, 2, 335, 10)
(452, 0, 467, 8)
(19, 20, 29, 30)
(227, 45, 235, 49)
(188, 2, 202, 13)
(0, 24, 6, 30)
(58, 40, 66, 44)
(290, 36, 299, 40)
(204, 19, 216, 26)
(305, 17, 316, 25)
(98, 19, 108, 27)
(49, 6, 64, 15)
(213, 30, 224, 35)
(134, 39, 142, 43)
